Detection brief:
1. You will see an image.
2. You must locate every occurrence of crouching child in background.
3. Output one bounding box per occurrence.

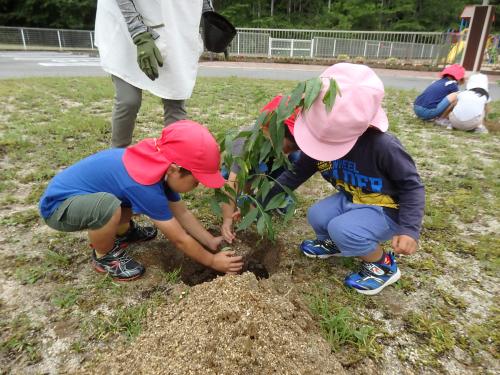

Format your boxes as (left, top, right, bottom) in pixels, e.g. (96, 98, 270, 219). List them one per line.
(39, 120, 243, 281)
(413, 64, 465, 127)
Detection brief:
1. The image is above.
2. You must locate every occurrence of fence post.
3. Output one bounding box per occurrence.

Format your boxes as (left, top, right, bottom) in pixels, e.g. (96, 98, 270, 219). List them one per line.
(268, 37, 272, 58)
(389, 42, 393, 57)
(89, 31, 94, 50)
(377, 41, 381, 58)
(237, 33, 240, 55)
(363, 40, 368, 57)
(332, 39, 336, 57)
(57, 30, 62, 50)
(20, 28, 27, 50)
(310, 38, 314, 58)
(290, 39, 294, 57)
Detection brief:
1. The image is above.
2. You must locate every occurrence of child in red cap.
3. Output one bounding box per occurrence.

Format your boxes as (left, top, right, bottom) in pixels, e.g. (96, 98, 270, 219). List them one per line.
(39, 120, 243, 281)
(413, 64, 465, 125)
(220, 95, 301, 243)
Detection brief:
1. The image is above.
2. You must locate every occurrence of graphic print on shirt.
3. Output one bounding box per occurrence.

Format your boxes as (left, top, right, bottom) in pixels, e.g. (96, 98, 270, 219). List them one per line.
(317, 160, 398, 208)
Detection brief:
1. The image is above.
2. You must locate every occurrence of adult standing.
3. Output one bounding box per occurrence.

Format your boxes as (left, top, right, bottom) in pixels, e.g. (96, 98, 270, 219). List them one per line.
(95, 0, 214, 148)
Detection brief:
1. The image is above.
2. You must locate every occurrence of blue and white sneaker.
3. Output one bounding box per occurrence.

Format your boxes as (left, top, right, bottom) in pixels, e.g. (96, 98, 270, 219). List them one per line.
(300, 238, 342, 258)
(344, 252, 401, 295)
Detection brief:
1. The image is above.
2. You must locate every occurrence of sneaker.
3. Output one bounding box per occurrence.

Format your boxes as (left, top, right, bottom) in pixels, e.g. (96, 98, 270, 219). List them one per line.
(92, 245, 145, 281)
(115, 220, 157, 248)
(472, 124, 489, 134)
(344, 252, 401, 295)
(434, 118, 452, 129)
(300, 239, 342, 258)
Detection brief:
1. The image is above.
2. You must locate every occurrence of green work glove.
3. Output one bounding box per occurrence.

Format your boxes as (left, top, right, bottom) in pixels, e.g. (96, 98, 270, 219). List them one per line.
(133, 32, 164, 81)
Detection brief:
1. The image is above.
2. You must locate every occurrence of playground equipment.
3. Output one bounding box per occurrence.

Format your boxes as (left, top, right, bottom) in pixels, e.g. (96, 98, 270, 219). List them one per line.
(451, 4, 496, 71)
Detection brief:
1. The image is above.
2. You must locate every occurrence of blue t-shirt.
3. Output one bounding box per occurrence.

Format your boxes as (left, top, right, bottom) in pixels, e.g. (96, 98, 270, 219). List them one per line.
(39, 149, 180, 220)
(414, 78, 458, 109)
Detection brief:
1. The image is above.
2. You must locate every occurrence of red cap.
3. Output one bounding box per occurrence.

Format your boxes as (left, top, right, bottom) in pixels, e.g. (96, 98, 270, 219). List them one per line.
(440, 64, 465, 81)
(260, 95, 300, 135)
(123, 120, 225, 188)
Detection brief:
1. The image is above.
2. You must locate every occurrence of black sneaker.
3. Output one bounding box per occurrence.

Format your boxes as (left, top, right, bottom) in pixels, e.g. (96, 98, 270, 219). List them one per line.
(115, 220, 157, 248)
(92, 245, 145, 281)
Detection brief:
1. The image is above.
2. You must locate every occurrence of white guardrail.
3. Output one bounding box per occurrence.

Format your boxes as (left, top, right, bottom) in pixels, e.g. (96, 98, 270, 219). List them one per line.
(1, 25, 498, 68)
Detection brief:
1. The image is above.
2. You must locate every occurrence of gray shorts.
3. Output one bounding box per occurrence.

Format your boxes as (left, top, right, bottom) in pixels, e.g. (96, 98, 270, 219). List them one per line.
(44, 193, 121, 232)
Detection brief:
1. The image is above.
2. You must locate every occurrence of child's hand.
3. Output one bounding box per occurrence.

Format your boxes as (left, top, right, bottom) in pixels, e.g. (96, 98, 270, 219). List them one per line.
(210, 251, 244, 274)
(208, 236, 225, 252)
(391, 235, 418, 255)
(221, 218, 236, 244)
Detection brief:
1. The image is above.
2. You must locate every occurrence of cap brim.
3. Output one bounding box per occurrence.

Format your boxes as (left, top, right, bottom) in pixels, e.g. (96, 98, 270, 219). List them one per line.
(370, 106, 389, 132)
(294, 115, 358, 161)
(192, 170, 226, 189)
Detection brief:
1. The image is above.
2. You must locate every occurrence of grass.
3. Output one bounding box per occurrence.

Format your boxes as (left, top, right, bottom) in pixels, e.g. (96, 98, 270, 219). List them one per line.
(308, 287, 381, 362)
(0, 76, 499, 373)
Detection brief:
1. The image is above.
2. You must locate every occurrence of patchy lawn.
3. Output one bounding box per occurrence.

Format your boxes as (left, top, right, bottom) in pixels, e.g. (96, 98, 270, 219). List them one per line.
(0, 76, 499, 374)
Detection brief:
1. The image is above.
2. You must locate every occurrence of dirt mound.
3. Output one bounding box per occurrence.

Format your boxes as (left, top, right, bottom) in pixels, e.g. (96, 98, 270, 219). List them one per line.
(90, 272, 345, 375)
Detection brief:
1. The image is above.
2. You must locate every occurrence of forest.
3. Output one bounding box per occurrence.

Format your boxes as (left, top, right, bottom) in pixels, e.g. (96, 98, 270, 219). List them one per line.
(0, 0, 498, 32)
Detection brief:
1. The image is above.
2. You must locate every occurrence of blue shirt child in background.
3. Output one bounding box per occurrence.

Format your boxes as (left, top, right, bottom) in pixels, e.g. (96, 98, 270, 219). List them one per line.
(414, 64, 465, 124)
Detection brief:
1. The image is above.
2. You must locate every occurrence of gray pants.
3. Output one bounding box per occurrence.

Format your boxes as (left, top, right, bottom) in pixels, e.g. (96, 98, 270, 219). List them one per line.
(111, 75, 187, 148)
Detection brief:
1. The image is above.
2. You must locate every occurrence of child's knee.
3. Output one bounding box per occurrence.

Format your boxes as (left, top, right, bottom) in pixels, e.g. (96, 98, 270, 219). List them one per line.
(307, 203, 324, 228)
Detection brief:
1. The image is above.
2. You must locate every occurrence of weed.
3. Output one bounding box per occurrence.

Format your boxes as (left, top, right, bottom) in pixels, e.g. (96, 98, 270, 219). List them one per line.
(0, 313, 42, 364)
(308, 288, 381, 359)
(404, 311, 456, 354)
(52, 287, 81, 309)
(163, 268, 182, 284)
(82, 303, 150, 341)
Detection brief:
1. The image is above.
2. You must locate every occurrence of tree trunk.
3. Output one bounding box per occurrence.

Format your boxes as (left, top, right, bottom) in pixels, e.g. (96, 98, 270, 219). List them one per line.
(270, 0, 275, 17)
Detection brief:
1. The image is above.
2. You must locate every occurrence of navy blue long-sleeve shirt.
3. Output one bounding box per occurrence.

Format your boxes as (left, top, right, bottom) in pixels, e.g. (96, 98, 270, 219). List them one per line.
(269, 128, 425, 240)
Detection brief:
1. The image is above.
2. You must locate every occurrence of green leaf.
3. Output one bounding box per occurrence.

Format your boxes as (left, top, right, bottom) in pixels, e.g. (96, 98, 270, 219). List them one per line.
(256, 215, 266, 236)
(209, 197, 222, 217)
(322, 78, 341, 113)
(288, 81, 306, 110)
(304, 77, 322, 110)
(265, 192, 286, 211)
(259, 178, 271, 201)
(236, 207, 259, 232)
(258, 140, 272, 162)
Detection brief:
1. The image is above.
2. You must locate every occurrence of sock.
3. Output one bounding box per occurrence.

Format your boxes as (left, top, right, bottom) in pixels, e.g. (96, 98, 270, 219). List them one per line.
(117, 221, 132, 236)
(375, 252, 391, 265)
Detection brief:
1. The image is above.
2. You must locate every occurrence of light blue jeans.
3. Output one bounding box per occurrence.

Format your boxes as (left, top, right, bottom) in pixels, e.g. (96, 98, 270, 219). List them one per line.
(307, 193, 400, 257)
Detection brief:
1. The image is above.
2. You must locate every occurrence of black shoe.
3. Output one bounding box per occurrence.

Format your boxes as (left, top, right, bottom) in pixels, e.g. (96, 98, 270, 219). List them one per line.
(115, 220, 157, 248)
(92, 245, 145, 281)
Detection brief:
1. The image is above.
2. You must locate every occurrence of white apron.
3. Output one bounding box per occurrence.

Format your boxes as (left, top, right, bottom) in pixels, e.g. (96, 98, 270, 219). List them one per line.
(95, 0, 203, 100)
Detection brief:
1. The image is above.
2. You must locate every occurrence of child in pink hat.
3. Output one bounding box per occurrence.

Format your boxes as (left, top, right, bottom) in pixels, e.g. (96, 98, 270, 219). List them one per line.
(39, 120, 243, 281)
(264, 63, 425, 295)
(414, 64, 465, 125)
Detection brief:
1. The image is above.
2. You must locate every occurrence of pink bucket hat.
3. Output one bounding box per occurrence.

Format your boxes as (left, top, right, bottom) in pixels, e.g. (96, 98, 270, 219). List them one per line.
(123, 120, 225, 188)
(294, 63, 388, 161)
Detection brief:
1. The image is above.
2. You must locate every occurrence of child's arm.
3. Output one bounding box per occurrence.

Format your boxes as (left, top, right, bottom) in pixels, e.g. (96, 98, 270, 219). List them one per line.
(169, 200, 223, 251)
(152, 215, 243, 274)
(382, 138, 425, 255)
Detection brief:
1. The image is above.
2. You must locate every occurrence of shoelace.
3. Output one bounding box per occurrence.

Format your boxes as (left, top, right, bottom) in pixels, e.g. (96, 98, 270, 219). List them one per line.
(359, 262, 387, 278)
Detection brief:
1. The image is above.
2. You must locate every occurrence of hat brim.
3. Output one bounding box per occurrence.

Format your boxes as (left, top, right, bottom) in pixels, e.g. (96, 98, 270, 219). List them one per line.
(370, 106, 389, 132)
(294, 104, 388, 162)
(192, 170, 226, 189)
(294, 114, 358, 161)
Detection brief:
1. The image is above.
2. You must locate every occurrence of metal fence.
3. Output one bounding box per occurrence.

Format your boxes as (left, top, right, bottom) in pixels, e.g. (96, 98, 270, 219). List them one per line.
(1, 25, 498, 68)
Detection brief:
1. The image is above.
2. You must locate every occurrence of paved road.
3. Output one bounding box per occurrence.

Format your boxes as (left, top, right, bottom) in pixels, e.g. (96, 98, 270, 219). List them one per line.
(1, 51, 498, 99)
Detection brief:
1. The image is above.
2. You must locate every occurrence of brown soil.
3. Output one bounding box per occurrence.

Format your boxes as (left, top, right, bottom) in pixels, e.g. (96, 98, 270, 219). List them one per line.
(136, 231, 280, 286)
(88, 272, 346, 375)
